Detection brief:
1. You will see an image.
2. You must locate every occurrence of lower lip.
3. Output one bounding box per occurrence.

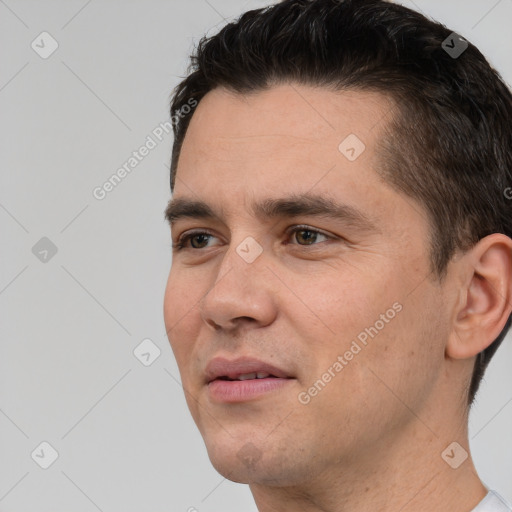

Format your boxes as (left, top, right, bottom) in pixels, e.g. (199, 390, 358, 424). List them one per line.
(208, 377, 293, 403)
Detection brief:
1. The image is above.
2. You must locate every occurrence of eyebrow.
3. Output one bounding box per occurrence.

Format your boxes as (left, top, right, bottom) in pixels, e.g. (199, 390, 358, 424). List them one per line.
(165, 193, 379, 233)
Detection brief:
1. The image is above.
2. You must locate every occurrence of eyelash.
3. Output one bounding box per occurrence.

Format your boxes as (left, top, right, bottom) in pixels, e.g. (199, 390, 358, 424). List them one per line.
(172, 225, 334, 251)
(172, 231, 212, 251)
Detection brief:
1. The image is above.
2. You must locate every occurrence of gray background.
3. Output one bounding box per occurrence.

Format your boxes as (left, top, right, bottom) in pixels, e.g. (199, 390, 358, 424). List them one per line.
(0, 0, 511, 510)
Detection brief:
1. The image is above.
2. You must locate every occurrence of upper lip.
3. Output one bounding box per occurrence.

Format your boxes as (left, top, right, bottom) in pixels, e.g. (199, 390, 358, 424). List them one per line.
(205, 356, 293, 383)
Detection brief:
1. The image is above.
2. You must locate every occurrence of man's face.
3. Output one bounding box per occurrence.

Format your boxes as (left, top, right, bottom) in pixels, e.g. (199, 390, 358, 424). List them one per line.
(164, 84, 452, 486)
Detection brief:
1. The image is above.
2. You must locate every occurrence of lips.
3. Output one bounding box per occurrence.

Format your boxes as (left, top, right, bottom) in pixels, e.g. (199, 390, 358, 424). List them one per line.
(204, 357, 292, 384)
(219, 371, 274, 381)
(205, 357, 295, 403)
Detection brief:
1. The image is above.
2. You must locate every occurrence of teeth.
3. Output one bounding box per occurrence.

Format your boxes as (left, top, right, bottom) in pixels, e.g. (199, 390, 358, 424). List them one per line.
(228, 372, 273, 381)
(238, 373, 257, 380)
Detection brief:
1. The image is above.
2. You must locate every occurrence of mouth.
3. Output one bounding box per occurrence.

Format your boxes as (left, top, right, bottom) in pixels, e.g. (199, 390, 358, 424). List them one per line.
(205, 357, 295, 403)
(215, 371, 281, 381)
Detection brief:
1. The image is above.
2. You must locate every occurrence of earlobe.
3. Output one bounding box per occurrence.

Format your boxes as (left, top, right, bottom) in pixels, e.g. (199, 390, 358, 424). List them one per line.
(447, 234, 512, 360)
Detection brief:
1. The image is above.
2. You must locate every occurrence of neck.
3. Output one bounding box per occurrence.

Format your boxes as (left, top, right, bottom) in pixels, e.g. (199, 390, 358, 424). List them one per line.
(249, 417, 487, 512)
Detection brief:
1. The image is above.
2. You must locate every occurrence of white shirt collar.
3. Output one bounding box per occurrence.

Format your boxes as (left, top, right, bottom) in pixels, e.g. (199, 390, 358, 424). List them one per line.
(472, 491, 512, 512)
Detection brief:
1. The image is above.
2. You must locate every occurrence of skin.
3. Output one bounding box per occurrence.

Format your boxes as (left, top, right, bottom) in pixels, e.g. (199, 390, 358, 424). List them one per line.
(163, 84, 512, 511)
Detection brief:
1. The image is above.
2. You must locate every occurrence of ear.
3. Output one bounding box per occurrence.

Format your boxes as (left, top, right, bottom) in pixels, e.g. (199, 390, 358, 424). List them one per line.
(447, 233, 512, 360)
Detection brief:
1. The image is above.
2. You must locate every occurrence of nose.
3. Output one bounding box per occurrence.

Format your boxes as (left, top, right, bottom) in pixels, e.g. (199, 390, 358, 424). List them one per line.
(199, 241, 277, 332)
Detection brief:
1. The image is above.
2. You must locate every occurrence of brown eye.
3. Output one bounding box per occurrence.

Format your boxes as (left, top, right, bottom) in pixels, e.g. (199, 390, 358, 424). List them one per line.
(173, 231, 217, 250)
(189, 234, 211, 249)
(295, 229, 318, 245)
(290, 226, 330, 246)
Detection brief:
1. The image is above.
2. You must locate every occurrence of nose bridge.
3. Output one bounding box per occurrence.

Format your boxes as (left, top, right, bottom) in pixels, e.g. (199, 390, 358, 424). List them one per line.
(214, 230, 267, 288)
(209, 235, 265, 302)
(200, 234, 275, 329)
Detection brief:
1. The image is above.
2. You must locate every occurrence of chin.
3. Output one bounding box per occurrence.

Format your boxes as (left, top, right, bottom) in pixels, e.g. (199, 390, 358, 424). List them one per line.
(206, 449, 259, 484)
(202, 434, 261, 479)
(205, 437, 313, 487)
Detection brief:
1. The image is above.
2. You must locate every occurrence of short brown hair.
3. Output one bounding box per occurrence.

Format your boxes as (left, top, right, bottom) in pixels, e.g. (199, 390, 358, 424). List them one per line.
(167, 0, 512, 404)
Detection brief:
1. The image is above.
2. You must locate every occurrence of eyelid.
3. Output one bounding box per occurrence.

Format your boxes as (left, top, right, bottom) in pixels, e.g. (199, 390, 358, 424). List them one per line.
(173, 224, 337, 251)
(285, 224, 333, 242)
(172, 228, 218, 249)
(175, 227, 216, 241)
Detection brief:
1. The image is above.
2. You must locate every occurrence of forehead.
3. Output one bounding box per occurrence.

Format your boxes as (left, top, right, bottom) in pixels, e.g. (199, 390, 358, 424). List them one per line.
(172, 84, 432, 238)
(181, 84, 391, 158)
(174, 84, 400, 220)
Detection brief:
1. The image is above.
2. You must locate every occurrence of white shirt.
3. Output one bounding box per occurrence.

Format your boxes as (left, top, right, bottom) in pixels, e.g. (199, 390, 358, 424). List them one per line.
(472, 491, 512, 511)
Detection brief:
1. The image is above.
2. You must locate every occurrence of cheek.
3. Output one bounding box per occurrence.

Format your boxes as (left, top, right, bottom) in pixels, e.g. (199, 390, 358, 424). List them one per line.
(355, 282, 447, 411)
(289, 263, 396, 349)
(164, 270, 206, 424)
(163, 268, 200, 368)
(164, 265, 204, 325)
(290, 262, 439, 401)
